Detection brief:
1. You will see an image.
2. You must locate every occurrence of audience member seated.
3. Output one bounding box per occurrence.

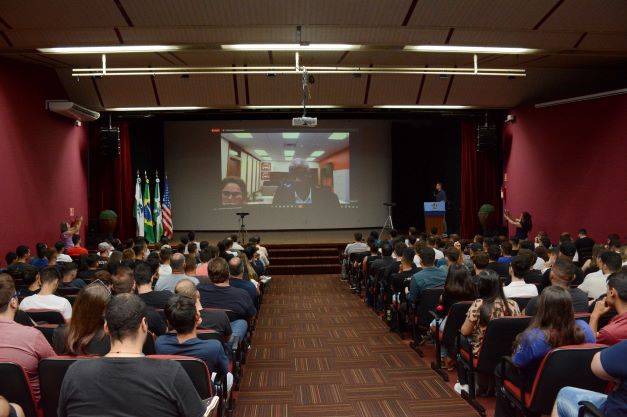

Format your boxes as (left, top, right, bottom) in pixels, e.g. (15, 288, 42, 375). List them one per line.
(438, 247, 462, 272)
(77, 254, 100, 281)
(59, 262, 87, 289)
(0, 395, 24, 417)
(17, 267, 40, 298)
(517, 248, 543, 285)
(155, 295, 232, 391)
(111, 266, 166, 336)
(495, 286, 595, 417)
(155, 253, 199, 293)
(175, 279, 231, 337)
(55, 241, 72, 263)
(437, 264, 477, 369)
(97, 242, 112, 267)
(6, 246, 37, 279)
(198, 258, 257, 347)
(533, 245, 549, 271)
(579, 251, 621, 300)
(542, 242, 585, 288)
(575, 229, 595, 264)
(362, 241, 381, 273)
(53, 281, 111, 355)
(228, 257, 258, 304)
(407, 247, 447, 304)
(391, 248, 419, 297)
(344, 232, 369, 257)
(19, 266, 72, 321)
(135, 261, 171, 310)
(250, 235, 269, 267)
(525, 259, 589, 316)
(497, 242, 514, 264)
(30, 242, 49, 268)
(57, 293, 219, 417)
(158, 247, 173, 277)
(456, 270, 521, 394)
(503, 256, 539, 298)
(196, 248, 214, 277)
(552, 340, 627, 417)
(427, 236, 444, 260)
(66, 235, 88, 258)
(0, 274, 55, 402)
(589, 271, 627, 345)
(184, 254, 200, 279)
(370, 242, 394, 282)
(471, 251, 489, 277)
(486, 244, 510, 279)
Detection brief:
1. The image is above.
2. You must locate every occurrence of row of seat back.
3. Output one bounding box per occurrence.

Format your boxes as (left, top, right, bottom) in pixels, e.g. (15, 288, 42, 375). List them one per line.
(0, 362, 39, 417)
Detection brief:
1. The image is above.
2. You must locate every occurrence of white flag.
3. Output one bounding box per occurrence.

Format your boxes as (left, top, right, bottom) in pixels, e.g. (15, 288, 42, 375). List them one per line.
(134, 175, 144, 237)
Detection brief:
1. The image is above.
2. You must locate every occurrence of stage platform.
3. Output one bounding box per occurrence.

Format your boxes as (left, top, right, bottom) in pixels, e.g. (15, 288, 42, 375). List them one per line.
(191, 228, 381, 245)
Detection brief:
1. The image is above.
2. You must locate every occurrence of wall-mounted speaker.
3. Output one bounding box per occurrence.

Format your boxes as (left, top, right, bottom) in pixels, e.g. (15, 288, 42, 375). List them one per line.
(476, 125, 497, 152)
(99, 127, 120, 157)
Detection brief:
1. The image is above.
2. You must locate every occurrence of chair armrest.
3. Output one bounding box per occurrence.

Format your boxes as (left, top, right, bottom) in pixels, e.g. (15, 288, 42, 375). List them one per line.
(230, 335, 241, 359)
(578, 401, 607, 417)
(498, 356, 527, 406)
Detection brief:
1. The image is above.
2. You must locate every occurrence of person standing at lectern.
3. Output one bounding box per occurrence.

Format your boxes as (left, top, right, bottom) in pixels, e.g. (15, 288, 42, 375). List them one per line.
(434, 182, 447, 233)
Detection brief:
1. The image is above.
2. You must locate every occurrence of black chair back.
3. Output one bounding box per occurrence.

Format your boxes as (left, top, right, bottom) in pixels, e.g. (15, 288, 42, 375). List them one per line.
(149, 355, 213, 398)
(39, 357, 81, 417)
(0, 362, 39, 417)
(57, 287, 80, 296)
(441, 302, 473, 353)
(142, 331, 156, 355)
(476, 316, 531, 374)
(511, 297, 533, 310)
(528, 344, 607, 414)
(35, 325, 58, 345)
(26, 310, 65, 325)
(416, 287, 444, 329)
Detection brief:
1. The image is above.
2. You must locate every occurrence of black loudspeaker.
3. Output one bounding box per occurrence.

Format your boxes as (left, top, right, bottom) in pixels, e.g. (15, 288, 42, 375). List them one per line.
(476, 125, 497, 152)
(99, 127, 120, 157)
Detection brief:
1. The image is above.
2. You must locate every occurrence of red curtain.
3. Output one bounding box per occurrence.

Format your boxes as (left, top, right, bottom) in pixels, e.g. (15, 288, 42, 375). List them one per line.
(460, 121, 502, 238)
(88, 122, 135, 241)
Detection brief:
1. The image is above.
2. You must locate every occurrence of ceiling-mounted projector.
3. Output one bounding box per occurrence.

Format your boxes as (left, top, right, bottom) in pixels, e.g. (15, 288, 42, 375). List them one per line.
(292, 116, 317, 127)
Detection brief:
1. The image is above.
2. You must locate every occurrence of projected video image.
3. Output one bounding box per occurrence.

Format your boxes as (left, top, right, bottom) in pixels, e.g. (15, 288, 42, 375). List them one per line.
(219, 130, 350, 208)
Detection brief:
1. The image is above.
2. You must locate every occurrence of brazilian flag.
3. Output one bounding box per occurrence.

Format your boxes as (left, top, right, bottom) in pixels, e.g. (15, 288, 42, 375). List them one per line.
(143, 176, 155, 243)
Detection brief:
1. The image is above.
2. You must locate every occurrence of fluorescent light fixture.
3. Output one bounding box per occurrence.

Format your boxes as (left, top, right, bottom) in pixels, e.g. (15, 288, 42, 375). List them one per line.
(404, 45, 537, 54)
(310, 150, 325, 157)
(285, 156, 293, 161)
(305, 157, 316, 162)
(38, 45, 181, 54)
(282, 132, 300, 139)
(222, 44, 360, 51)
(262, 157, 272, 161)
(244, 105, 339, 109)
(374, 105, 472, 109)
(329, 132, 349, 140)
(284, 150, 295, 157)
(228, 150, 238, 156)
(254, 149, 268, 156)
(233, 132, 253, 139)
(535, 88, 627, 108)
(106, 106, 209, 111)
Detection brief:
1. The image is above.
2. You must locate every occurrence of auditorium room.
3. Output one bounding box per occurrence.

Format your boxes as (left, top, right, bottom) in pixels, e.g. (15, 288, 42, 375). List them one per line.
(1, 1, 626, 417)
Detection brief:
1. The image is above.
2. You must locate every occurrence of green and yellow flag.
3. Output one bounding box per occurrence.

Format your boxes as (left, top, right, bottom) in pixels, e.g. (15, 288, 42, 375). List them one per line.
(143, 173, 155, 243)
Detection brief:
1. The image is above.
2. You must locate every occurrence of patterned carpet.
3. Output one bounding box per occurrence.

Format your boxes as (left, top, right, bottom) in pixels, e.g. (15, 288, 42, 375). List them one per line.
(234, 275, 478, 417)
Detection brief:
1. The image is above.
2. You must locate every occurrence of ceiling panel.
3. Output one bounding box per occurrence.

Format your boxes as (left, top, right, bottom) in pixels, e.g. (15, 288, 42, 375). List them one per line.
(341, 51, 478, 67)
(308, 74, 366, 105)
(122, 0, 412, 27)
(6, 29, 119, 48)
(155, 75, 235, 106)
(417, 75, 451, 105)
(96, 76, 156, 108)
(302, 27, 448, 45)
(120, 26, 297, 44)
(452, 29, 580, 50)
(367, 75, 421, 105)
(540, 0, 627, 32)
(408, 0, 557, 30)
(247, 74, 302, 105)
(55, 69, 102, 109)
(446, 75, 530, 108)
(0, 0, 126, 29)
(579, 33, 627, 51)
(171, 51, 271, 66)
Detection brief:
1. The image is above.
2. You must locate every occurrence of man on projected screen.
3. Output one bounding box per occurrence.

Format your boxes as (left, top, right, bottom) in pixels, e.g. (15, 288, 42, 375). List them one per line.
(272, 158, 340, 209)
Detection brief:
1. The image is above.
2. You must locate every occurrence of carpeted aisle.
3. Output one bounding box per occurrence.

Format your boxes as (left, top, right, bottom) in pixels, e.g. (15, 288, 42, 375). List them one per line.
(234, 275, 478, 417)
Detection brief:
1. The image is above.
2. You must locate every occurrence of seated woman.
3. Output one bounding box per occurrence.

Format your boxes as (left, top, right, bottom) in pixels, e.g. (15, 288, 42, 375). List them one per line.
(495, 286, 595, 417)
(52, 282, 111, 355)
(457, 270, 521, 394)
(436, 264, 476, 369)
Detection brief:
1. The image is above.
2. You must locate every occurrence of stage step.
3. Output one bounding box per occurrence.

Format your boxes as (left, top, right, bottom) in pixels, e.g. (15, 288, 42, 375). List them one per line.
(265, 243, 343, 275)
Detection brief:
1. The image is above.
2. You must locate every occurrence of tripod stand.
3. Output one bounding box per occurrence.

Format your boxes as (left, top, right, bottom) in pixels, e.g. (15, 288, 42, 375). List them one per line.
(380, 203, 395, 240)
(236, 212, 249, 244)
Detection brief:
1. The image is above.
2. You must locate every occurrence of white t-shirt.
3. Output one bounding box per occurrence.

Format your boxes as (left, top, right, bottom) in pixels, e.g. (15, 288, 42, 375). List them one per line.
(231, 243, 245, 251)
(532, 257, 545, 271)
(503, 281, 539, 299)
(433, 248, 444, 260)
(413, 254, 422, 269)
(19, 294, 72, 320)
(158, 264, 172, 277)
(56, 253, 73, 263)
(578, 271, 610, 300)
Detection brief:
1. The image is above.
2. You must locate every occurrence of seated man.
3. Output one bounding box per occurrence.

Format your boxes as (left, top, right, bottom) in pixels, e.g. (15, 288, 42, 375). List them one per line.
(156, 295, 232, 391)
(552, 340, 627, 417)
(59, 262, 87, 289)
(155, 253, 199, 293)
(77, 254, 101, 282)
(497, 242, 514, 265)
(503, 255, 539, 299)
(524, 259, 589, 316)
(197, 258, 257, 347)
(228, 257, 258, 305)
(175, 279, 231, 337)
(58, 293, 219, 417)
(271, 158, 340, 208)
(19, 266, 72, 321)
(486, 244, 510, 281)
(135, 261, 171, 309)
(589, 271, 627, 345)
(391, 248, 419, 301)
(579, 251, 621, 300)
(0, 274, 55, 402)
(541, 242, 585, 289)
(407, 247, 447, 304)
(66, 235, 88, 258)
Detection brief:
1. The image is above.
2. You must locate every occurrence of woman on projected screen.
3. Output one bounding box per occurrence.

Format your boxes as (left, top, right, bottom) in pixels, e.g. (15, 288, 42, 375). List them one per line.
(220, 176, 247, 206)
(272, 158, 339, 208)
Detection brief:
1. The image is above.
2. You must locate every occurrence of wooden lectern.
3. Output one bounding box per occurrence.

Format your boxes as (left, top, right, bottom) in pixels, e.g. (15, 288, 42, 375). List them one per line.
(424, 201, 446, 234)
